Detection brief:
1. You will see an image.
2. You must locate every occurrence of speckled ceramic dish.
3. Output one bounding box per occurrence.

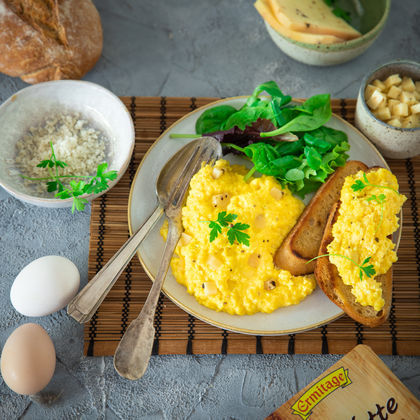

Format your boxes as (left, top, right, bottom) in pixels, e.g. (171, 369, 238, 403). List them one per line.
(355, 60, 420, 159)
(0, 80, 135, 208)
(264, 0, 390, 66)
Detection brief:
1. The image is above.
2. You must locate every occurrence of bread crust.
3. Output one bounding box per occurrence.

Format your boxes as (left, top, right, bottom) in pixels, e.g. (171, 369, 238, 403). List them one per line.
(274, 160, 368, 275)
(0, 0, 102, 83)
(315, 180, 392, 327)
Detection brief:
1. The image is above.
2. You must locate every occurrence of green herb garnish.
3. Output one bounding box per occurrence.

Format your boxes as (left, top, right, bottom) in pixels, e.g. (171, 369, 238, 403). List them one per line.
(21, 142, 117, 213)
(202, 211, 250, 246)
(351, 173, 399, 195)
(323, 0, 352, 23)
(308, 254, 376, 281)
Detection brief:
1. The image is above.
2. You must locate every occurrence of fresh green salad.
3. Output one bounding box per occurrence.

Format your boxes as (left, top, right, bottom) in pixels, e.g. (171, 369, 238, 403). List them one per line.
(170, 81, 350, 197)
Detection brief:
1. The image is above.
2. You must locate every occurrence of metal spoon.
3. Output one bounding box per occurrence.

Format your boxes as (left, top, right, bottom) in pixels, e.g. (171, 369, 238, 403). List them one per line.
(67, 137, 221, 324)
(113, 138, 221, 380)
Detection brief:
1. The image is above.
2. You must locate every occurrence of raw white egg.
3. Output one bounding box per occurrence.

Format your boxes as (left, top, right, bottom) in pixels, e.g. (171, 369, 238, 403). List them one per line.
(10, 255, 80, 317)
(1, 323, 56, 395)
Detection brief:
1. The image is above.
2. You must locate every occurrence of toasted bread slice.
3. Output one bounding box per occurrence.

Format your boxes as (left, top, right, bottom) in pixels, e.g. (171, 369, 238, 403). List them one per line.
(274, 160, 368, 275)
(315, 201, 392, 327)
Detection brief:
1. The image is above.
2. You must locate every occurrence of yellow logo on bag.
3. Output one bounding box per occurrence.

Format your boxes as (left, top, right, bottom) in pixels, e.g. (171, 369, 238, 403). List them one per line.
(291, 367, 352, 419)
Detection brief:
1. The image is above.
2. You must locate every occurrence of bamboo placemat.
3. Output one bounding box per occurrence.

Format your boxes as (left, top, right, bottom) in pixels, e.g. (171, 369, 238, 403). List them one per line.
(84, 97, 420, 357)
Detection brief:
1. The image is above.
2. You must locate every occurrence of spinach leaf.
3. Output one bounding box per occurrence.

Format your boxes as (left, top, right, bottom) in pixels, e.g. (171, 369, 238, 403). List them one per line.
(304, 146, 323, 170)
(275, 138, 305, 156)
(303, 133, 332, 153)
(196, 105, 237, 134)
(285, 168, 304, 181)
(246, 81, 291, 107)
(260, 94, 332, 137)
(223, 102, 274, 130)
(308, 126, 348, 146)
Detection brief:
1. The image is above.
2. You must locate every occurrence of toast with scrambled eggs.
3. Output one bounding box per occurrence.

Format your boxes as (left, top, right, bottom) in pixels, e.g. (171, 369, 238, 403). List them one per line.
(315, 168, 406, 327)
(274, 160, 368, 275)
(315, 201, 393, 327)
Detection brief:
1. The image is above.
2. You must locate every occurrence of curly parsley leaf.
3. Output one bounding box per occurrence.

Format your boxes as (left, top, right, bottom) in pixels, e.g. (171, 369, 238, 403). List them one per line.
(227, 223, 250, 246)
(209, 221, 222, 242)
(351, 179, 366, 192)
(217, 211, 237, 227)
(46, 180, 58, 192)
(203, 212, 250, 246)
(37, 159, 55, 168)
(360, 256, 376, 280)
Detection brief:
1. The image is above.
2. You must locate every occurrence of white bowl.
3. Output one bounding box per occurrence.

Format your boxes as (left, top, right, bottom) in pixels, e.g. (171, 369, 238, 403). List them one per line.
(0, 80, 134, 207)
(355, 60, 420, 159)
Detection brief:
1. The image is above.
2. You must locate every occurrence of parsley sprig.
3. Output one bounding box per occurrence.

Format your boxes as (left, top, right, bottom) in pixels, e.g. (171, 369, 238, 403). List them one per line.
(21, 142, 117, 213)
(308, 254, 376, 281)
(351, 173, 399, 195)
(202, 211, 250, 246)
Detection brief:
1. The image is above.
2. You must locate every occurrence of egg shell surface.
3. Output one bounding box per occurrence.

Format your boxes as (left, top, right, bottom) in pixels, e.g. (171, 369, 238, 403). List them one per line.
(10, 255, 80, 317)
(1, 323, 56, 395)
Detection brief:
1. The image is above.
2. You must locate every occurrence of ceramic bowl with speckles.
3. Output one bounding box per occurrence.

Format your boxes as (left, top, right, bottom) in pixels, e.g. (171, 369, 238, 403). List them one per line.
(263, 0, 390, 66)
(0, 80, 135, 208)
(355, 60, 420, 159)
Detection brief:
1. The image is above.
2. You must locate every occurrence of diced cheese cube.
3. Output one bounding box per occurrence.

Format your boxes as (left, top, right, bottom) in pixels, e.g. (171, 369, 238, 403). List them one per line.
(411, 103, 420, 114)
(402, 114, 420, 128)
(388, 99, 400, 109)
(374, 106, 391, 121)
(372, 79, 386, 91)
(387, 85, 402, 99)
(401, 76, 416, 92)
(401, 77, 415, 92)
(416, 81, 420, 93)
(388, 118, 402, 128)
(392, 102, 409, 117)
(413, 91, 420, 100)
(400, 90, 418, 105)
(366, 90, 385, 110)
(384, 74, 402, 89)
(365, 84, 378, 101)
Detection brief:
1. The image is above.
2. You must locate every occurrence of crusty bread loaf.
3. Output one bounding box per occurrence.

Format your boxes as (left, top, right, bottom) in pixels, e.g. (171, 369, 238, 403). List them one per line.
(274, 160, 368, 275)
(315, 201, 392, 327)
(0, 0, 102, 83)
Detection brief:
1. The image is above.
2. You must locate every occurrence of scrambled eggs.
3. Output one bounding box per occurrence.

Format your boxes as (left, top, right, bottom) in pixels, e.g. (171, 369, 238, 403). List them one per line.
(328, 168, 406, 311)
(162, 159, 316, 315)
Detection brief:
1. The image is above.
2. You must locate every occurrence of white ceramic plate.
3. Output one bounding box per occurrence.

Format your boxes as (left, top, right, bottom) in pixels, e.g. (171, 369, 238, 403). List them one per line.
(128, 97, 391, 335)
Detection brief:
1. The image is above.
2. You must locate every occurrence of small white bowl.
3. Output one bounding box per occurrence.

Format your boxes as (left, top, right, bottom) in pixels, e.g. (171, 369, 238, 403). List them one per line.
(355, 60, 420, 159)
(264, 0, 390, 66)
(0, 80, 134, 208)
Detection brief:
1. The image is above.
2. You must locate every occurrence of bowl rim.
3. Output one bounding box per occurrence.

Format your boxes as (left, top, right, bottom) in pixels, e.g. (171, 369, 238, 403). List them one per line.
(0, 80, 135, 206)
(265, 0, 390, 52)
(358, 59, 420, 132)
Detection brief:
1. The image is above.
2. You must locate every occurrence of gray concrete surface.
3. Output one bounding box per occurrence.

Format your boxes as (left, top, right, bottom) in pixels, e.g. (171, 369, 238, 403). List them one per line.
(1, 1, 420, 419)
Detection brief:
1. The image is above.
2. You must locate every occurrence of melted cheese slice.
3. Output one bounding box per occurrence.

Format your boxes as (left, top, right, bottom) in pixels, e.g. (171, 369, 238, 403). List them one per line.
(267, 0, 361, 40)
(255, 0, 345, 44)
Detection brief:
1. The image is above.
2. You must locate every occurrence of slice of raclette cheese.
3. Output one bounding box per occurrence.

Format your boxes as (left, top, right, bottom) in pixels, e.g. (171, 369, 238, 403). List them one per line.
(255, 0, 345, 45)
(267, 0, 361, 40)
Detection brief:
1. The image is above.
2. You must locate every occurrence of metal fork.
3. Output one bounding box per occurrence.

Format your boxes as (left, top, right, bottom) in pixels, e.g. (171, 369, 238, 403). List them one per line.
(113, 138, 221, 380)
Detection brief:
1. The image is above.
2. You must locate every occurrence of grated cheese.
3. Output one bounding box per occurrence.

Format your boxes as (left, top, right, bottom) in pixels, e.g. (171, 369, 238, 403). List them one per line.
(15, 113, 107, 196)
